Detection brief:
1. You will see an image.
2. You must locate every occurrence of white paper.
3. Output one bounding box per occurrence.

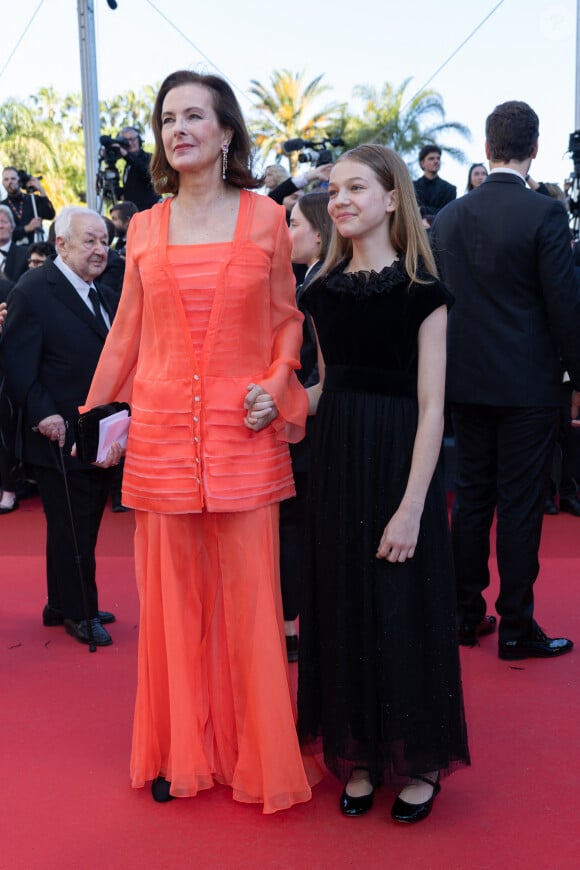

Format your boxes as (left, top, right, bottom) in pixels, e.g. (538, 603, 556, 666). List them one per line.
(96, 409, 130, 463)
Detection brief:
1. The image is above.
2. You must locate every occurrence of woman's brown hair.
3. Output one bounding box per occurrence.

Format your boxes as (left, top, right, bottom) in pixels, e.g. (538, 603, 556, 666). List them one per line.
(296, 191, 332, 262)
(321, 144, 438, 283)
(150, 70, 263, 194)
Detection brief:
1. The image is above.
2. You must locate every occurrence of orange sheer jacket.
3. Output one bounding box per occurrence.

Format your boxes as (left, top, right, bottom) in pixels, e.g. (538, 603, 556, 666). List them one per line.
(82, 191, 308, 514)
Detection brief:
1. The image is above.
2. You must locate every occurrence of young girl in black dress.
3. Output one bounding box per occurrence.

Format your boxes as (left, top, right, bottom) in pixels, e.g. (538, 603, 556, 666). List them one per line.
(297, 144, 469, 823)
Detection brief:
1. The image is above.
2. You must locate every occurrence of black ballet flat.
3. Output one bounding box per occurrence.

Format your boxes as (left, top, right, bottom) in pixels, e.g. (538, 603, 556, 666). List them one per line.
(0, 498, 19, 515)
(152, 776, 175, 803)
(391, 774, 440, 824)
(340, 768, 375, 816)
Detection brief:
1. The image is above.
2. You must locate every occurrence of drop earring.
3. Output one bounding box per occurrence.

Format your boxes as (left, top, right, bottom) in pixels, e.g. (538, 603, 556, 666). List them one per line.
(222, 144, 229, 180)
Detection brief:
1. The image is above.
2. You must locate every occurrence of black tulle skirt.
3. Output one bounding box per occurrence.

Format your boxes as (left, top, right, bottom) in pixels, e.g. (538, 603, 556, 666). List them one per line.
(297, 386, 470, 786)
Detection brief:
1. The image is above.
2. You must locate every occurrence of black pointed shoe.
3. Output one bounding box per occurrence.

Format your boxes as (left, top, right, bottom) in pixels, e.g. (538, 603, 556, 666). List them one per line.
(499, 622, 573, 660)
(43, 604, 116, 626)
(559, 495, 580, 517)
(340, 768, 374, 816)
(152, 777, 175, 803)
(64, 617, 112, 646)
(458, 614, 497, 647)
(391, 774, 441, 824)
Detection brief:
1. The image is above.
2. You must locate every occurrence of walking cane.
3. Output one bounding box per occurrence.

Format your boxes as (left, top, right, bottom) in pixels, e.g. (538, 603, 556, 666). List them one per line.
(57, 441, 97, 653)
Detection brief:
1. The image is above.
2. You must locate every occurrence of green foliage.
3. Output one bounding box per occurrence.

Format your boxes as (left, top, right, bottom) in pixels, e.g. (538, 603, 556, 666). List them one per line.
(0, 85, 158, 210)
(248, 70, 345, 174)
(344, 78, 470, 170)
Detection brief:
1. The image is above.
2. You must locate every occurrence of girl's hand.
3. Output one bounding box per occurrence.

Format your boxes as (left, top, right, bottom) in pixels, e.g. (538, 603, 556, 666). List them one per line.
(376, 505, 421, 563)
(244, 383, 278, 432)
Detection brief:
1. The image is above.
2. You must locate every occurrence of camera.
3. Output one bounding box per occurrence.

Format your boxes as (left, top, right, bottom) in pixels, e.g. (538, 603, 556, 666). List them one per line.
(99, 135, 131, 165)
(17, 169, 41, 192)
(298, 148, 334, 167)
(283, 136, 344, 168)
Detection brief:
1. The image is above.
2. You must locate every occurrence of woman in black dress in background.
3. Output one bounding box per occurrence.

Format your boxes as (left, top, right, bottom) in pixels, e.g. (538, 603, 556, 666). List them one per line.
(281, 192, 332, 661)
(297, 144, 469, 823)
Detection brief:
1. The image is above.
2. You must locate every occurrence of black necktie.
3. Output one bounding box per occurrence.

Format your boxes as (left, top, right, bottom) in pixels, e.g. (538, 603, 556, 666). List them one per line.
(88, 286, 108, 332)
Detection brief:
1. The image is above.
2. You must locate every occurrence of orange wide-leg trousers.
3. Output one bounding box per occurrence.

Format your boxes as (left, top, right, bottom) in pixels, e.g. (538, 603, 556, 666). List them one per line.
(130, 505, 314, 813)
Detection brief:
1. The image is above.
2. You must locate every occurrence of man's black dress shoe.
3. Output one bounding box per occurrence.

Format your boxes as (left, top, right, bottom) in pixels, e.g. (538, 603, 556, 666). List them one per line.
(340, 769, 374, 816)
(544, 495, 559, 515)
(152, 777, 175, 803)
(391, 774, 441, 824)
(64, 617, 112, 646)
(458, 614, 497, 647)
(286, 634, 299, 663)
(559, 495, 580, 517)
(499, 622, 573, 660)
(43, 604, 116, 626)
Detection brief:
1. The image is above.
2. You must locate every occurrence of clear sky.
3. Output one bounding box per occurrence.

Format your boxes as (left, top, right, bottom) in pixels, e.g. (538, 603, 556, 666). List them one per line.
(1, 0, 578, 192)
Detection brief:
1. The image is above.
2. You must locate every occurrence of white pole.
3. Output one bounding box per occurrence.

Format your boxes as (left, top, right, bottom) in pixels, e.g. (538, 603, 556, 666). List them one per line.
(77, 0, 101, 211)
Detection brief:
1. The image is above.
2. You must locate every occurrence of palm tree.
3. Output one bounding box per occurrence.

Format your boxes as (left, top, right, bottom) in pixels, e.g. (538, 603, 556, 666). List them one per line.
(248, 70, 344, 174)
(344, 78, 471, 169)
(0, 99, 57, 172)
(29, 86, 62, 123)
(0, 96, 85, 209)
(61, 92, 83, 137)
(100, 85, 158, 138)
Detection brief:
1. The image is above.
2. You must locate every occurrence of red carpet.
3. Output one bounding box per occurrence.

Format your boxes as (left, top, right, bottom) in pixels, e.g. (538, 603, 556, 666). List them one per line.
(2, 497, 580, 869)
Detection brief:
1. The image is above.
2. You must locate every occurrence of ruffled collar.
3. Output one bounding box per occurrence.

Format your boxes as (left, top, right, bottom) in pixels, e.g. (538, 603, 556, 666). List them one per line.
(307, 258, 418, 298)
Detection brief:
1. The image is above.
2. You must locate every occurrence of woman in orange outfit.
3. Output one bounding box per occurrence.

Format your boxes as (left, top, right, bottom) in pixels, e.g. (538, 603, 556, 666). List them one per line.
(82, 70, 317, 812)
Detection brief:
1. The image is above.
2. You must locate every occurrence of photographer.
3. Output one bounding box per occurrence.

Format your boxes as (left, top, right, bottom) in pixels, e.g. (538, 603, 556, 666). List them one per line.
(101, 127, 159, 212)
(1, 166, 55, 245)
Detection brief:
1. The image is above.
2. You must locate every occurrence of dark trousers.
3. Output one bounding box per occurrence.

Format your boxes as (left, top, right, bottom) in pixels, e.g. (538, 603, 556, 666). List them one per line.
(279, 470, 308, 622)
(451, 404, 558, 642)
(0, 378, 23, 494)
(34, 463, 111, 620)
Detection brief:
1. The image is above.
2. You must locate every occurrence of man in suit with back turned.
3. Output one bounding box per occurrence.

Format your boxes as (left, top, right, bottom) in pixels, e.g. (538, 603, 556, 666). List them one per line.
(431, 100, 580, 660)
(0, 207, 119, 646)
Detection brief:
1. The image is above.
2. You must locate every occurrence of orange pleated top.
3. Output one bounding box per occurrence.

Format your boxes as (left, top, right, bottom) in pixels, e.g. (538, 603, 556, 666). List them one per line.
(82, 192, 308, 514)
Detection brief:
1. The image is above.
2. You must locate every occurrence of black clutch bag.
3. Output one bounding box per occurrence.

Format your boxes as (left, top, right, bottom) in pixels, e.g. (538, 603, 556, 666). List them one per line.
(74, 402, 131, 463)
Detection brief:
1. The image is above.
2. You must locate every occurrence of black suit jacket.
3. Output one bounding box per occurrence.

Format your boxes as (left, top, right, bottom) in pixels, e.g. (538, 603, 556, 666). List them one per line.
(2, 244, 28, 283)
(0, 259, 118, 469)
(101, 248, 125, 295)
(431, 173, 580, 407)
(122, 150, 160, 211)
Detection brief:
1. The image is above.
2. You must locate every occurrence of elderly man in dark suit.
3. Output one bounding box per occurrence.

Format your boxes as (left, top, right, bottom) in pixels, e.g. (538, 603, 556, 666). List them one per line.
(431, 101, 580, 660)
(0, 207, 119, 646)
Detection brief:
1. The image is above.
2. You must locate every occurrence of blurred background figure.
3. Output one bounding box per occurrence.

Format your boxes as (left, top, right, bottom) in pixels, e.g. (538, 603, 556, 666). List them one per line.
(27, 241, 56, 268)
(1, 166, 55, 245)
(466, 162, 488, 192)
(0, 206, 28, 283)
(413, 144, 456, 214)
(263, 163, 289, 193)
(110, 201, 138, 257)
(281, 191, 332, 662)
